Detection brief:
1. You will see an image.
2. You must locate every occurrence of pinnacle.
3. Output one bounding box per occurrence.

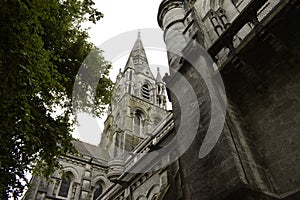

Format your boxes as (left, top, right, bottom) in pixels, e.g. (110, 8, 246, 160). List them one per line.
(156, 67, 163, 83)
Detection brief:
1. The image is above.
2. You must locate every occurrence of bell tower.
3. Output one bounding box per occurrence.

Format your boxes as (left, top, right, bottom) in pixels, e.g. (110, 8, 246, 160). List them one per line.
(100, 32, 168, 180)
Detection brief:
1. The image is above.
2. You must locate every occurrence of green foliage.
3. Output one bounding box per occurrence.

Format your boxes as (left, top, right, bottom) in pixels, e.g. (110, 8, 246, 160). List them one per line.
(0, 0, 113, 198)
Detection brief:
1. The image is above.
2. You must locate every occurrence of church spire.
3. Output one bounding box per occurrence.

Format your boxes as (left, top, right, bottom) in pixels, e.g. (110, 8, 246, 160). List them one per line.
(100, 29, 168, 169)
(124, 31, 154, 78)
(132, 30, 142, 51)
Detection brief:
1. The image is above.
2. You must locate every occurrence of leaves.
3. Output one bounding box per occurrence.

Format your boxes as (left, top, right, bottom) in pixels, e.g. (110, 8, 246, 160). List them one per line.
(0, 0, 113, 198)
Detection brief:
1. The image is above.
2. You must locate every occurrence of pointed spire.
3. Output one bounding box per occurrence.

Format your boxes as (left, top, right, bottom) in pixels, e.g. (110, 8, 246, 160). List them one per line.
(132, 30, 144, 51)
(156, 67, 163, 83)
(128, 57, 134, 68)
(123, 30, 154, 79)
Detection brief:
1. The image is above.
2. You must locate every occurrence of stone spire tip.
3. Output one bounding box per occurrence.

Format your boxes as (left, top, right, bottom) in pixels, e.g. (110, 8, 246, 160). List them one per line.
(137, 30, 141, 39)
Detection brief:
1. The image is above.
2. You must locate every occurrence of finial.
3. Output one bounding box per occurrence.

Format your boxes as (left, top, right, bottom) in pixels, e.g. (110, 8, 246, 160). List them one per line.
(137, 29, 141, 39)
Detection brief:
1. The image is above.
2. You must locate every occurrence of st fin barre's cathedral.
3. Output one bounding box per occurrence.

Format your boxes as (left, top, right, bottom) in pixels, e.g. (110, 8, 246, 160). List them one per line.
(24, 0, 300, 200)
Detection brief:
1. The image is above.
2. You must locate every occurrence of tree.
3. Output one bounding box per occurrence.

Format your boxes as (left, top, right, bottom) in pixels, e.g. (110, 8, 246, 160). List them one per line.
(0, 0, 113, 198)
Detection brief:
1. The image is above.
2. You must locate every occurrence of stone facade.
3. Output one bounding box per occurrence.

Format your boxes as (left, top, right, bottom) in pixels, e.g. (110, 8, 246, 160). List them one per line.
(23, 141, 111, 200)
(157, 0, 300, 199)
(24, 0, 300, 199)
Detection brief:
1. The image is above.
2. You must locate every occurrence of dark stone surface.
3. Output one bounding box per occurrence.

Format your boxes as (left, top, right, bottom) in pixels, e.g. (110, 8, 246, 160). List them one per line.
(164, 1, 300, 199)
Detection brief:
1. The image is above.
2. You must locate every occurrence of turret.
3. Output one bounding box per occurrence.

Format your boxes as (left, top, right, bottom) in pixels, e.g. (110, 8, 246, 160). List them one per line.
(158, 0, 187, 73)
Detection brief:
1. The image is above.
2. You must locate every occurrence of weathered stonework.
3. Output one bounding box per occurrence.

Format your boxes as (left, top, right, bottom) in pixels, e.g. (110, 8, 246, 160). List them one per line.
(158, 0, 300, 199)
(24, 0, 300, 199)
(23, 33, 171, 200)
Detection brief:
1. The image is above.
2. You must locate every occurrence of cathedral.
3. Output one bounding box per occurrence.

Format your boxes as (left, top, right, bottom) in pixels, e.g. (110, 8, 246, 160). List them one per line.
(24, 0, 300, 199)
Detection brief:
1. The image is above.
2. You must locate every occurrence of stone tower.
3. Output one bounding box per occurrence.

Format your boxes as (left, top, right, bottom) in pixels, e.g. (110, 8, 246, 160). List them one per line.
(100, 32, 168, 180)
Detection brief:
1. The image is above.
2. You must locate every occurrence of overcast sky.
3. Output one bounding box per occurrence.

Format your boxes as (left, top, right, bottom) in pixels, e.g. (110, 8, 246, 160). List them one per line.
(74, 0, 169, 145)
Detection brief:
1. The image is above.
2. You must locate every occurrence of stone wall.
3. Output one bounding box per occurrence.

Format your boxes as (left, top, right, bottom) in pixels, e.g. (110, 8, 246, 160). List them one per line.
(225, 20, 300, 196)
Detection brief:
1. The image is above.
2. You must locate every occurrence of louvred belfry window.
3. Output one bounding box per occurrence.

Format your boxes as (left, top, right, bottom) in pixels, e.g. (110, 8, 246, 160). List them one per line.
(142, 84, 150, 100)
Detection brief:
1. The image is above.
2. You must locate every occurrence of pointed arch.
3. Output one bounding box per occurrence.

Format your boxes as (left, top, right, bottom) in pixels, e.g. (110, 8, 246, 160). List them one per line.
(131, 107, 148, 136)
(132, 107, 148, 120)
(134, 109, 145, 136)
(62, 166, 80, 183)
(141, 80, 153, 101)
(142, 84, 151, 100)
(91, 175, 108, 189)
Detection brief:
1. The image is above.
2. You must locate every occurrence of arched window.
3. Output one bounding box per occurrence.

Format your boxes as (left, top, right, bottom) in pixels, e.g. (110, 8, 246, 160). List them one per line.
(141, 84, 150, 100)
(134, 110, 143, 136)
(93, 181, 103, 200)
(58, 174, 72, 197)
